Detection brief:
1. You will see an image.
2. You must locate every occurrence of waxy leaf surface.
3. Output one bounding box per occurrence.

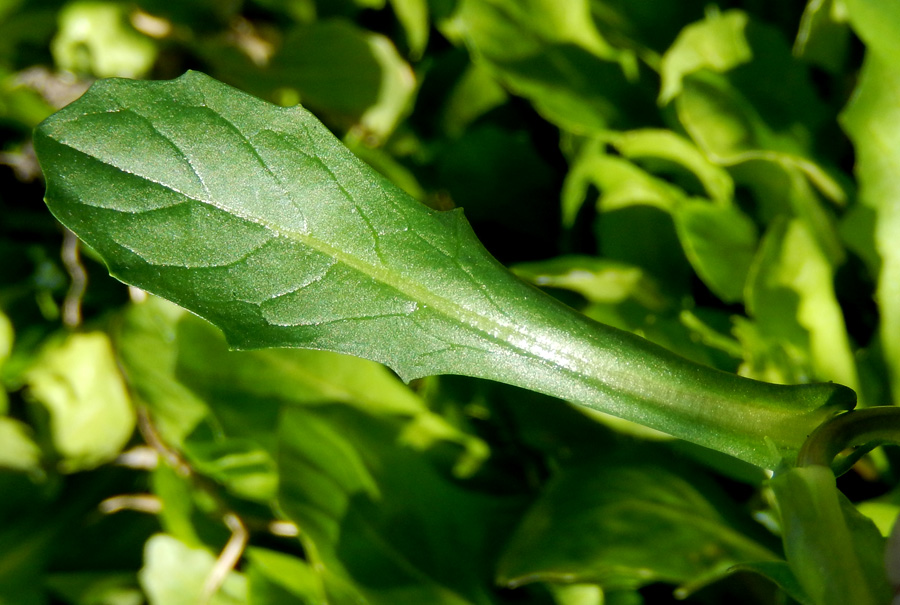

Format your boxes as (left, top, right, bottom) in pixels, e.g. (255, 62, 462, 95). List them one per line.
(35, 71, 853, 469)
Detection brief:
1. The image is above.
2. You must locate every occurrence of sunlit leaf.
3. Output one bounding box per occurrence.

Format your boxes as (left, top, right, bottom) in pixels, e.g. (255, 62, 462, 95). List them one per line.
(52, 1, 157, 78)
(745, 218, 858, 391)
(601, 129, 734, 205)
(25, 331, 135, 471)
(455, 0, 646, 133)
(659, 9, 751, 104)
(0, 417, 40, 472)
(389, 0, 428, 58)
(139, 534, 247, 605)
(35, 71, 854, 469)
(204, 19, 415, 141)
(840, 0, 900, 402)
(794, 0, 850, 72)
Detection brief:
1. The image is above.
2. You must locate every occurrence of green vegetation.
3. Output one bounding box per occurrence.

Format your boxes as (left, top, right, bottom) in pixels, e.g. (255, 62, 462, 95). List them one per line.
(4, 1, 900, 603)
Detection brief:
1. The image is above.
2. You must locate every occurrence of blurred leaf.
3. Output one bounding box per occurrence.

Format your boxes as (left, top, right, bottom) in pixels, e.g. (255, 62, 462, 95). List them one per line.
(25, 331, 135, 471)
(497, 450, 778, 595)
(659, 9, 752, 104)
(664, 11, 844, 216)
(855, 501, 900, 537)
(390, 0, 429, 58)
(794, 0, 850, 72)
(732, 160, 844, 267)
(840, 0, 900, 402)
(151, 463, 203, 548)
(245, 548, 326, 605)
(139, 534, 247, 605)
(731, 561, 810, 605)
(115, 296, 209, 447)
(174, 307, 428, 417)
(0, 69, 56, 129)
(562, 144, 682, 227)
(52, 1, 157, 78)
(513, 255, 666, 309)
(455, 0, 648, 133)
(674, 200, 757, 303)
(586, 0, 707, 55)
(602, 129, 734, 205)
(277, 404, 528, 605)
(0, 417, 41, 471)
(546, 584, 603, 605)
(0, 310, 11, 414)
(440, 63, 508, 137)
(564, 131, 754, 303)
(771, 465, 890, 605)
(172, 309, 487, 493)
(676, 74, 842, 204)
(0, 310, 11, 367)
(45, 572, 142, 605)
(205, 19, 415, 141)
(250, 0, 316, 22)
(745, 218, 858, 391)
(184, 438, 279, 503)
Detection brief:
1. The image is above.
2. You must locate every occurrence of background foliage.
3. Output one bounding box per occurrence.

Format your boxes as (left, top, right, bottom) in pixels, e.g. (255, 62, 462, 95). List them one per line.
(2, 0, 899, 603)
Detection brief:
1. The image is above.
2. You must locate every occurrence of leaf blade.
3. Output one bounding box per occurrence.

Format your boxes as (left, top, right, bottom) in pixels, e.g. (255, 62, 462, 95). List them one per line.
(36, 71, 854, 469)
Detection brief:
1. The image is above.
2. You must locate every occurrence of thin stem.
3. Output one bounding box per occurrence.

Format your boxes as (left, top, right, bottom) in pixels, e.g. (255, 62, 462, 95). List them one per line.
(797, 406, 900, 475)
(60, 227, 86, 327)
(200, 512, 248, 605)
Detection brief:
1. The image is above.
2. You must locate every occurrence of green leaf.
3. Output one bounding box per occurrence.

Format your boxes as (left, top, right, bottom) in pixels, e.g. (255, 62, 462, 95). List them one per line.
(601, 129, 734, 205)
(840, 0, 900, 402)
(45, 572, 142, 605)
(389, 0, 429, 58)
(245, 548, 326, 605)
(659, 9, 752, 104)
(35, 71, 855, 469)
(794, 0, 850, 73)
(115, 296, 209, 446)
(203, 19, 416, 141)
(675, 73, 842, 204)
(454, 0, 646, 133)
(744, 218, 858, 391)
(173, 312, 426, 416)
(51, 1, 157, 79)
(497, 450, 779, 595)
(440, 63, 508, 137)
(513, 255, 666, 309)
(139, 534, 247, 605)
(770, 465, 891, 605)
(0, 309, 12, 414)
(24, 331, 135, 471)
(730, 561, 811, 605)
(184, 438, 279, 503)
(277, 404, 526, 604)
(674, 200, 757, 303)
(0, 417, 41, 472)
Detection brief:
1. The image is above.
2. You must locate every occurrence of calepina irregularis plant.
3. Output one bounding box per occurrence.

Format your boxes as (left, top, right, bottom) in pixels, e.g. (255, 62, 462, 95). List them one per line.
(34, 72, 900, 604)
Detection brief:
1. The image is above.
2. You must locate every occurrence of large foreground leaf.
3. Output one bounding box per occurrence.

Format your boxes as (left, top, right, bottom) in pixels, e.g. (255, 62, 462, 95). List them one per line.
(34, 71, 853, 468)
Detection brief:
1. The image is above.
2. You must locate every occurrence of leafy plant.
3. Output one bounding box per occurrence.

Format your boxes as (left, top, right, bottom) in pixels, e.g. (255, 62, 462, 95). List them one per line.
(5, 1, 900, 604)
